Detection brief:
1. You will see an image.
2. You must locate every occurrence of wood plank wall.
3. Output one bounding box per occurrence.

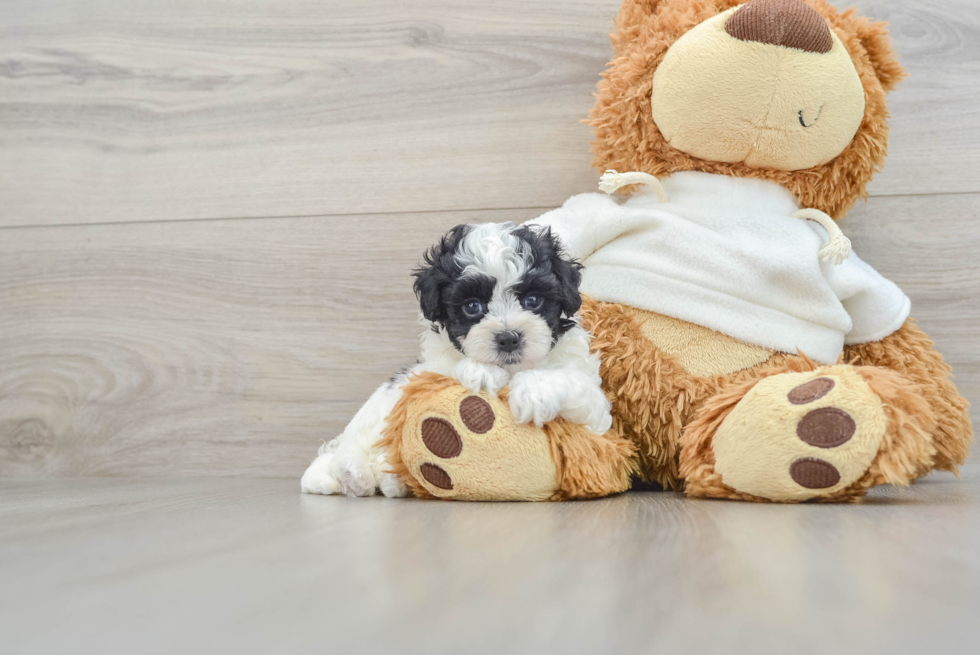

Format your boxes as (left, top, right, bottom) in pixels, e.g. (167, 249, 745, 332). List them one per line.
(1, 0, 978, 477)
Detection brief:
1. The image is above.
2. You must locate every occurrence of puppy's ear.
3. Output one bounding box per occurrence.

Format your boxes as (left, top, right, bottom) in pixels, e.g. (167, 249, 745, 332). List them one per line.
(413, 225, 467, 323)
(538, 226, 584, 318)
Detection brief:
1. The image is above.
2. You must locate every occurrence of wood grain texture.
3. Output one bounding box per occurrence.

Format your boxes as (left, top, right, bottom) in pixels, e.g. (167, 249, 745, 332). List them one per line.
(2, 470, 980, 653)
(0, 195, 977, 478)
(1, 0, 978, 228)
(0, 208, 543, 477)
(0, 0, 618, 227)
(857, 0, 980, 198)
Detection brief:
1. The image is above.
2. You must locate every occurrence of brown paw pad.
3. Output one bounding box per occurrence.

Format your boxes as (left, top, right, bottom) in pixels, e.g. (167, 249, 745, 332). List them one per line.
(459, 395, 494, 433)
(790, 458, 841, 489)
(787, 377, 835, 404)
(421, 418, 463, 459)
(797, 407, 856, 448)
(419, 463, 454, 490)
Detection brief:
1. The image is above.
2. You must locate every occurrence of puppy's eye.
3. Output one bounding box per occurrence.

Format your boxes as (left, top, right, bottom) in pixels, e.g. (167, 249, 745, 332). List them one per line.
(462, 300, 484, 318)
(522, 294, 544, 311)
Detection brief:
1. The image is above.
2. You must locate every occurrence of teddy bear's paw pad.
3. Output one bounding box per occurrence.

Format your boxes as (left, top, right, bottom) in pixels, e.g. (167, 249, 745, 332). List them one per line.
(400, 388, 558, 501)
(787, 377, 835, 404)
(459, 396, 494, 433)
(796, 407, 856, 448)
(789, 457, 841, 489)
(712, 367, 887, 501)
(419, 462, 454, 490)
(421, 418, 463, 459)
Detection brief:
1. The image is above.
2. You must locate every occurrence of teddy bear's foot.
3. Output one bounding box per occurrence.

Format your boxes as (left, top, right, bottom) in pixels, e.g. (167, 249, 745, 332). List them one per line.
(378, 372, 636, 501)
(680, 365, 936, 503)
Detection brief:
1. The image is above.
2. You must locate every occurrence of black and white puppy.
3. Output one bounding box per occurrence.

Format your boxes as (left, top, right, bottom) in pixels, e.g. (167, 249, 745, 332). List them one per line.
(301, 222, 612, 498)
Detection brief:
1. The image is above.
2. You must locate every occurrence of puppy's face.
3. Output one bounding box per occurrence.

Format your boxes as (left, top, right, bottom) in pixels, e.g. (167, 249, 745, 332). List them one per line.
(413, 223, 583, 370)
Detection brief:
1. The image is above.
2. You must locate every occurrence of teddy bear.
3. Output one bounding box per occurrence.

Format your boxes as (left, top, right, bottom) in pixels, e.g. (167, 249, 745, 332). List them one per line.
(378, 0, 972, 503)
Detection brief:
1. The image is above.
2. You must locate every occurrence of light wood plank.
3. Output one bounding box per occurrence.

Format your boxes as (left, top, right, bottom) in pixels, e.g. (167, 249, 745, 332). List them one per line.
(1, 0, 978, 229)
(0, 194, 976, 478)
(0, 0, 619, 227)
(2, 471, 979, 653)
(856, 0, 980, 198)
(844, 192, 980, 376)
(0, 207, 543, 477)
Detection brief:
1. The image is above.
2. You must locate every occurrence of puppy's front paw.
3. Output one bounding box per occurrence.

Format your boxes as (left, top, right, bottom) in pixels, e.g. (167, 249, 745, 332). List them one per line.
(562, 382, 613, 434)
(329, 452, 378, 497)
(508, 371, 562, 427)
(379, 473, 412, 498)
(583, 408, 613, 435)
(301, 453, 341, 495)
(455, 359, 510, 395)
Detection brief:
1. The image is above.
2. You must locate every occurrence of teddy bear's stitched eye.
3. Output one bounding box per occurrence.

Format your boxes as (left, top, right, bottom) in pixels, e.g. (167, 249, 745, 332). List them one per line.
(798, 106, 823, 128)
(522, 295, 544, 311)
(462, 300, 484, 318)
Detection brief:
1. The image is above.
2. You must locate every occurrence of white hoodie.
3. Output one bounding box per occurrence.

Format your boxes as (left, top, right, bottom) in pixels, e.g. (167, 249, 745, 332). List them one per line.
(528, 171, 909, 365)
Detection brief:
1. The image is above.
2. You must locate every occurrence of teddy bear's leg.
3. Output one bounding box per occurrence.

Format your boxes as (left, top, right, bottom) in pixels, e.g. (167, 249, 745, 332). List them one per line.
(377, 372, 636, 501)
(679, 363, 937, 503)
(579, 298, 708, 490)
(844, 319, 972, 474)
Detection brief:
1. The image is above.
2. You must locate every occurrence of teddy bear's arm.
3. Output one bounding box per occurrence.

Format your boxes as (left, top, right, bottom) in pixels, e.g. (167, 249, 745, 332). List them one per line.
(820, 247, 911, 345)
(844, 319, 972, 473)
(527, 193, 650, 261)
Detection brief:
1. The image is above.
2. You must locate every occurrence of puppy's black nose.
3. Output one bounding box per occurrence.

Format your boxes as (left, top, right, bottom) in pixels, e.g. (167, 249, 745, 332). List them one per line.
(495, 331, 522, 353)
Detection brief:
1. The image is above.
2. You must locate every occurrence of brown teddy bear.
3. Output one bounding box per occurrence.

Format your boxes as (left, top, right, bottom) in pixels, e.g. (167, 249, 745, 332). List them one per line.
(380, 0, 972, 503)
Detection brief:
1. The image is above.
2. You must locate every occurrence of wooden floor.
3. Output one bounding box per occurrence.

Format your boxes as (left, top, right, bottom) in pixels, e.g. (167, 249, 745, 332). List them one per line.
(2, 467, 979, 653)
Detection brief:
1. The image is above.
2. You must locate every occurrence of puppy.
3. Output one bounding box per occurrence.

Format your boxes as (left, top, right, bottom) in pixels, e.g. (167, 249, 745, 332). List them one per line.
(300, 222, 612, 498)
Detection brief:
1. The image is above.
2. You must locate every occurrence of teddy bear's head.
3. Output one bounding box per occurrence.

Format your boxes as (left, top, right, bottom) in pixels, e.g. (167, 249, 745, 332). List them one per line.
(590, 0, 905, 218)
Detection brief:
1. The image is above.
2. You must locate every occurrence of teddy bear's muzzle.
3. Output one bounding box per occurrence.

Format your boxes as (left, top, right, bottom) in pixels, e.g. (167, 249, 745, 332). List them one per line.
(649, 0, 866, 171)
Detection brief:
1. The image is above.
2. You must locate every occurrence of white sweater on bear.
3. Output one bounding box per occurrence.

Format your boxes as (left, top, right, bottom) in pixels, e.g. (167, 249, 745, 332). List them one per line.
(527, 171, 909, 365)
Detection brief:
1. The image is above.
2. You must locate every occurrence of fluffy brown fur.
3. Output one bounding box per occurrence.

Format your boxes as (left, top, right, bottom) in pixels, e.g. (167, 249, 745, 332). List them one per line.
(847, 366, 936, 492)
(580, 298, 706, 488)
(582, 296, 826, 489)
(590, 0, 906, 219)
(845, 320, 972, 472)
(544, 418, 638, 501)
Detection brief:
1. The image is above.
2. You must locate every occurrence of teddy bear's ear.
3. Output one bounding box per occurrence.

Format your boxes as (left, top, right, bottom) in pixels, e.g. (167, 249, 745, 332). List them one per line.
(853, 15, 907, 92)
(611, 1, 744, 55)
(611, 0, 666, 54)
(618, 0, 664, 23)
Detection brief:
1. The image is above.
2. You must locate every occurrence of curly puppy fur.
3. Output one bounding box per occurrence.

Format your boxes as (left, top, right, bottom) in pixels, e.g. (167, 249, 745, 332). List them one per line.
(590, 0, 907, 219)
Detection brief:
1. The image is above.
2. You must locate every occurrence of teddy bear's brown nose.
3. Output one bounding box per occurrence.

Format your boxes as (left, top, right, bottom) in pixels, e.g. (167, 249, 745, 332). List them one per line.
(726, 0, 833, 53)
